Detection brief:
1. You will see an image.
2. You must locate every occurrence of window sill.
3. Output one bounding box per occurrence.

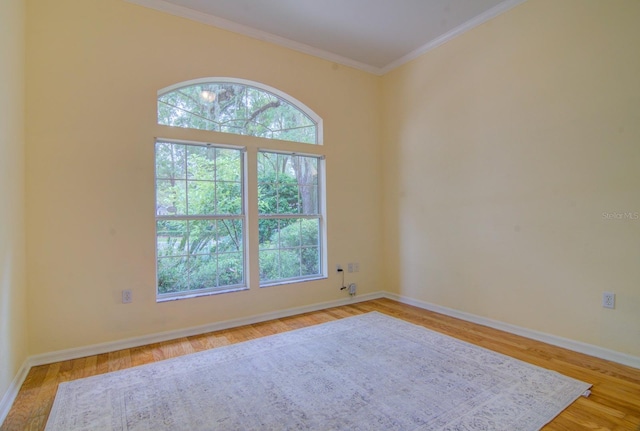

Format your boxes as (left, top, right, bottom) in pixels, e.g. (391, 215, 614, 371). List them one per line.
(157, 286, 249, 303)
(259, 275, 327, 288)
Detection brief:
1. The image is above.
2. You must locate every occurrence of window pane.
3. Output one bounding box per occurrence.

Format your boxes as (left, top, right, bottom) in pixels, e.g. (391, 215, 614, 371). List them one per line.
(258, 217, 321, 284)
(216, 181, 242, 214)
(280, 249, 301, 279)
(273, 125, 316, 145)
(188, 255, 216, 290)
(216, 219, 243, 253)
(155, 140, 245, 298)
(218, 253, 243, 286)
(301, 247, 320, 276)
(187, 220, 216, 255)
(259, 250, 279, 282)
(257, 152, 277, 183)
(299, 186, 318, 214)
(296, 156, 318, 186)
(258, 151, 323, 285)
(301, 219, 320, 246)
(156, 220, 187, 256)
(279, 219, 301, 248)
(187, 145, 215, 180)
(156, 143, 186, 179)
(276, 186, 299, 214)
(157, 257, 188, 294)
(158, 82, 318, 145)
(258, 219, 278, 250)
(258, 153, 320, 216)
(187, 181, 216, 215)
(156, 179, 186, 216)
(216, 148, 241, 182)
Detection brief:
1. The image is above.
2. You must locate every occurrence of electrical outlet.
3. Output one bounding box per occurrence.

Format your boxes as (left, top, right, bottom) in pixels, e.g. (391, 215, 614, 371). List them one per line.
(348, 283, 357, 296)
(348, 263, 353, 273)
(353, 262, 359, 272)
(336, 264, 343, 272)
(602, 292, 615, 309)
(122, 289, 133, 304)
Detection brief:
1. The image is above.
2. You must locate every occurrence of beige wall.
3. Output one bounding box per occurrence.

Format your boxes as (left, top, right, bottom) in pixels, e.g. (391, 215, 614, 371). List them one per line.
(25, 0, 383, 354)
(0, 0, 28, 402)
(382, 0, 640, 356)
(18, 0, 640, 365)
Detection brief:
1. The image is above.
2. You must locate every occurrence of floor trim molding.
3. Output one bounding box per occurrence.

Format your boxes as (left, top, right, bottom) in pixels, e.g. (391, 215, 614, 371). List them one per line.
(385, 292, 640, 370)
(27, 292, 385, 368)
(0, 359, 30, 426)
(4, 290, 639, 425)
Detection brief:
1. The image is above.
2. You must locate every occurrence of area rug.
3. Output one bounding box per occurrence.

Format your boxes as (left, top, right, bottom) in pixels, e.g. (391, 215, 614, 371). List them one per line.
(45, 312, 591, 431)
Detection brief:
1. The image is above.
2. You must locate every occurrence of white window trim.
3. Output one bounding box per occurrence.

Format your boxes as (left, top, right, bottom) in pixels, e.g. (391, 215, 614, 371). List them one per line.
(155, 139, 248, 301)
(155, 78, 326, 300)
(257, 150, 326, 287)
(157, 77, 323, 145)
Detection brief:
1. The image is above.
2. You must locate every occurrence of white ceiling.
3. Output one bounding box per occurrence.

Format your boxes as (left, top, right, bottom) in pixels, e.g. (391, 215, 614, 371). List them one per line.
(128, 0, 526, 74)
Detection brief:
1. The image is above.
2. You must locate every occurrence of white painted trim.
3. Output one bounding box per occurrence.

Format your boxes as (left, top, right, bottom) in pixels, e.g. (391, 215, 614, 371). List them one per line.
(379, 0, 528, 74)
(28, 292, 385, 367)
(0, 359, 30, 425)
(125, 0, 528, 76)
(124, 0, 381, 75)
(26, 289, 640, 370)
(157, 77, 323, 144)
(3, 289, 639, 420)
(384, 292, 640, 370)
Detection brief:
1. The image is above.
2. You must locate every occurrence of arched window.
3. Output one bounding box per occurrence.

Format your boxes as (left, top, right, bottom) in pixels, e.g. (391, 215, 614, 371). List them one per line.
(155, 78, 325, 301)
(158, 78, 321, 145)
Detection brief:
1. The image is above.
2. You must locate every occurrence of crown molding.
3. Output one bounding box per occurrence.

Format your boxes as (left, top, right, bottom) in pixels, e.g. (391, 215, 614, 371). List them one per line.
(125, 0, 527, 76)
(379, 0, 528, 74)
(124, 0, 382, 75)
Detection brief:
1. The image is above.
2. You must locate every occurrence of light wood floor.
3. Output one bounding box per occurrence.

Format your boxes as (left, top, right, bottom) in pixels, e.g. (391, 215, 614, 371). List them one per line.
(2, 298, 639, 430)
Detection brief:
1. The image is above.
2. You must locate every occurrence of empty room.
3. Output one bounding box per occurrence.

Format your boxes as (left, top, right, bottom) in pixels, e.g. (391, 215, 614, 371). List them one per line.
(1, 0, 639, 429)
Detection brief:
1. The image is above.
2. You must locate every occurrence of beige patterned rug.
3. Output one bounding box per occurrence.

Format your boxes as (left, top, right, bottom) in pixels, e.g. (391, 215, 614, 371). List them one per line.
(45, 312, 590, 430)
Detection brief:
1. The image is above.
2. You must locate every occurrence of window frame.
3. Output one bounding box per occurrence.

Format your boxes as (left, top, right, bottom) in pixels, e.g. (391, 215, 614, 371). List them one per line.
(257, 149, 326, 287)
(154, 139, 248, 302)
(158, 77, 324, 145)
(155, 78, 326, 301)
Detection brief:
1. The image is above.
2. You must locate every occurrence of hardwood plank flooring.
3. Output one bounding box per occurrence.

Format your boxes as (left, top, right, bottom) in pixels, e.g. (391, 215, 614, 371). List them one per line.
(2, 298, 639, 430)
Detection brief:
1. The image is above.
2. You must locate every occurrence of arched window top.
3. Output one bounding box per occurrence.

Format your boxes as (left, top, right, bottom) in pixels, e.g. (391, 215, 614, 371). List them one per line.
(158, 78, 322, 145)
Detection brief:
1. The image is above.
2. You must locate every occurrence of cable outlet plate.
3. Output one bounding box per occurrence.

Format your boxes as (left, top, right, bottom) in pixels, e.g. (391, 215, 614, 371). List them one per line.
(122, 289, 133, 304)
(602, 292, 615, 309)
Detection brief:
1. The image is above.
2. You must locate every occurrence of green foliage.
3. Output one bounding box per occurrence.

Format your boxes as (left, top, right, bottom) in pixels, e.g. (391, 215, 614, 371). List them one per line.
(259, 219, 320, 283)
(155, 144, 241, 217)
(156, 142, 244, 294)
(257, 172, 299, 244)
(158, 82, 317, 144)
(156, 142, 322, 294)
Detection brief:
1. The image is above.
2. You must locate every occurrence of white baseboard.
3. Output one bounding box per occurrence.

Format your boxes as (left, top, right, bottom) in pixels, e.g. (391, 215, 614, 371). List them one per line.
(28, 292, 385, 367)
(0, 358, 30, 426)
(2, 292, 384, 422)
(384, 292, 640, 370)
(4, 289, 638, 424)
